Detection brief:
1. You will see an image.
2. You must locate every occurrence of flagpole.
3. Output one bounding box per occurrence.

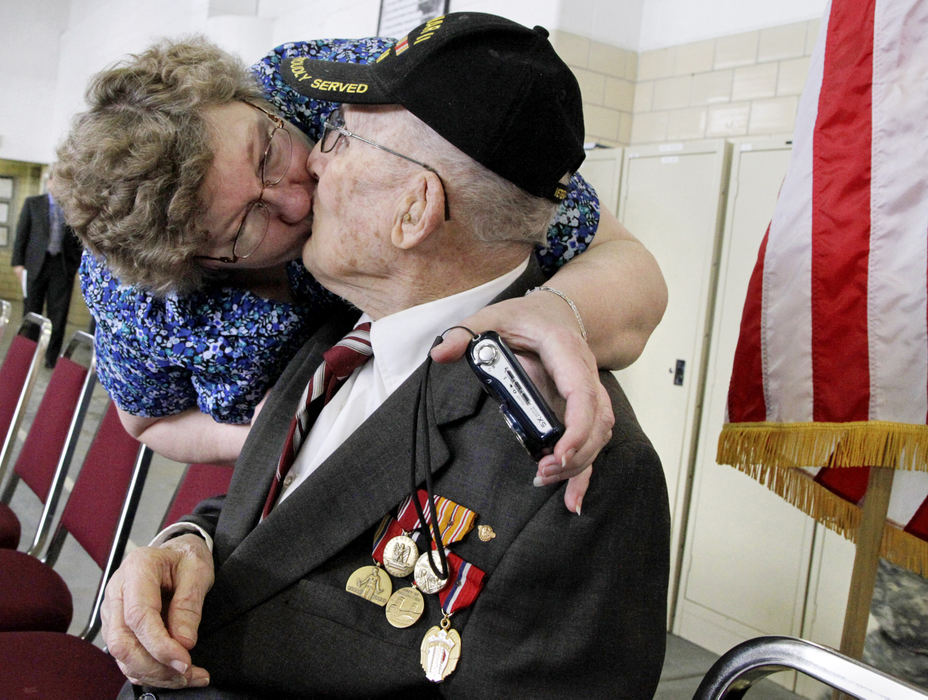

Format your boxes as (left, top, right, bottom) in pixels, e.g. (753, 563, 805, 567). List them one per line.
(833, 466, 894, 700)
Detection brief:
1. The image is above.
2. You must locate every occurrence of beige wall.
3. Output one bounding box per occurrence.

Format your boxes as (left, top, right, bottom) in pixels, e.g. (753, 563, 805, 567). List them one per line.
(554, 17, 820, 148)
(551, 30, 639, 146)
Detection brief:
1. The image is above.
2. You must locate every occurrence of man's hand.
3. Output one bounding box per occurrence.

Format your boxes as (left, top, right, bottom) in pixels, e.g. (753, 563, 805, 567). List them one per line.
(101, 534, 214, 689)
(430, 294, 614, 515)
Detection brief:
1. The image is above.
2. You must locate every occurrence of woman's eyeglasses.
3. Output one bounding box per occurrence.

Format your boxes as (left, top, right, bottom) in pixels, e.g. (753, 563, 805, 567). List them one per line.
(197, 101, 293, 264)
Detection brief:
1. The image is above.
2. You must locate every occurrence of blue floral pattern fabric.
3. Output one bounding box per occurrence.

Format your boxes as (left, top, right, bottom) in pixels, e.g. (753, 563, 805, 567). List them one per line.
(83, 37, 601, 424)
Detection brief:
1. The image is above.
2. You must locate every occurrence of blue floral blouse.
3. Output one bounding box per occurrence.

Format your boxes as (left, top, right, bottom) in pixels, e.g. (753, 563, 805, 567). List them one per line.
(82, 37, 602, 424)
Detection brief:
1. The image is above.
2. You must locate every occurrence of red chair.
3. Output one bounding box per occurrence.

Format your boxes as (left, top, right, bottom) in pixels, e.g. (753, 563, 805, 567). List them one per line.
(0, 403, 152, 641)
(0, 459, 234, 699)
(0, 453, 235, 699)
(0, 313, 51, 494)
(0, 331, 96, 551)
(0, 630, 127, 699)
(161, 461, 234, 529)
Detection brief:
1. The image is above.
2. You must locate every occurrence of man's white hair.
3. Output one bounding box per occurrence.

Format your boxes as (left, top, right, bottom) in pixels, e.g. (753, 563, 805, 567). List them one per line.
(374, 106, 558, 246)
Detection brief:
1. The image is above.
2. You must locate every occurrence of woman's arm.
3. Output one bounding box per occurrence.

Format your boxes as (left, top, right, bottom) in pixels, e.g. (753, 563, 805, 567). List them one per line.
(543, 206, 667, 369)
(117, 407, 253, 465)
(80, 250, 309, 465)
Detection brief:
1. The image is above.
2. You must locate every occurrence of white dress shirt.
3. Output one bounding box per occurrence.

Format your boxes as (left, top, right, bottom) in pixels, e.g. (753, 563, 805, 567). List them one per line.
(275, 257, 529, 505)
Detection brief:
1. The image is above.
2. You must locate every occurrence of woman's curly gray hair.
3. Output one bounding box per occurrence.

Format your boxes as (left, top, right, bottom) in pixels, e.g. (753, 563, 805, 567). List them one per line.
(55, 36, 262, 294)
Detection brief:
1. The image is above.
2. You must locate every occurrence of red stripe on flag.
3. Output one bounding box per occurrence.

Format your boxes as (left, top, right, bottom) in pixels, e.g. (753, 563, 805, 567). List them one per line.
(810, 0, 874, 423)
(814, 466, 870, 505)
(904, 495, 928, 541)
(727, 226, 771, 422)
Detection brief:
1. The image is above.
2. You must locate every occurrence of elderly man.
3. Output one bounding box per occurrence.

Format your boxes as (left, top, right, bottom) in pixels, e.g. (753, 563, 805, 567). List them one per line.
(105, 13, 669, 698)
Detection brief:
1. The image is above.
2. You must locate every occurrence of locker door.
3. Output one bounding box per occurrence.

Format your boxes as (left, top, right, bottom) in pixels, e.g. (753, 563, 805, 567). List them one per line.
(795, 527, 855, 698)
(675, 141, 817, 685)
(614, 140, 730, 614)
(578, 147, 623, 215)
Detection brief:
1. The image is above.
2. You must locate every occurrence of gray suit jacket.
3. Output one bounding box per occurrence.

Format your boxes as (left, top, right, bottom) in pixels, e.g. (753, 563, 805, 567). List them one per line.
(130, 262, 670, 699)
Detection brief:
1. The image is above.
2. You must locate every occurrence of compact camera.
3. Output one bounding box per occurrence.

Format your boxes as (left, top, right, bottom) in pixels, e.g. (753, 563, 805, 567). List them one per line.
(466, 331, 565, 460)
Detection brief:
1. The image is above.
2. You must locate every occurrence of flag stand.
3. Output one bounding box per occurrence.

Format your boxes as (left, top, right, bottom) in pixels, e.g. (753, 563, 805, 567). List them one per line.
(833, 466, 895, 700)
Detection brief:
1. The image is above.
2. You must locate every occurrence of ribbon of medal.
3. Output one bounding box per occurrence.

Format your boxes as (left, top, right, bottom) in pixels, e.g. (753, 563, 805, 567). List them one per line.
(348, 492, 477, 615)
(383, 492, 478, 630)
(419, 548, 485, 683)
(396, 489, 477, 546)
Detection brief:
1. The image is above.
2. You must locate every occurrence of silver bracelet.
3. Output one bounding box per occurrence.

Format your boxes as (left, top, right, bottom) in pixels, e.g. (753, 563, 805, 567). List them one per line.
(526, 286, 588, 341)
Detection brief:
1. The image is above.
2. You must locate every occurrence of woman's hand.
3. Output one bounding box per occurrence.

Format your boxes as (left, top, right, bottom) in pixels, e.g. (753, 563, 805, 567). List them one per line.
(429, 209, 665, 513)
(430, 293, 613, 515)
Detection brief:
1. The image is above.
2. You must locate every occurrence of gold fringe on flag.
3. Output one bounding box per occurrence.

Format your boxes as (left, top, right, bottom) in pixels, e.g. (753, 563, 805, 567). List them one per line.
(722, 462, 928, 576)
(717, 420, 928, 471)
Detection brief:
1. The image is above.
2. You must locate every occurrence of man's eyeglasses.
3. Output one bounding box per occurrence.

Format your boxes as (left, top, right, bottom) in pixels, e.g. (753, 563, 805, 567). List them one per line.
(320, 108, 449, 219)
(198, 101, 293, 264)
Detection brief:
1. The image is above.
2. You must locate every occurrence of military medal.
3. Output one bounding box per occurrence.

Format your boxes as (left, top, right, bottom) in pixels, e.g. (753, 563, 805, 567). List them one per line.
(382, 534, 419, 577)
(420, 616, 461, 682)
(346, 515, 398, 606)
(402, 491, 478, 595)
(345, 564, 392, 606)
(414, 549, 449, 594)
(385, 586, 425, 628)
(418, 551, 486, 683)
(404, 361, 485, 682)
(347, 491, 486, 664)
(382, 489, 483, 628)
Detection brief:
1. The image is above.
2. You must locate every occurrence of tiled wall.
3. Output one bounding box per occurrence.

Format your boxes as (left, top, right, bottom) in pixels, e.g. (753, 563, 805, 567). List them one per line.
(551, 30, 639, 147)
(554, 18, 820, 147)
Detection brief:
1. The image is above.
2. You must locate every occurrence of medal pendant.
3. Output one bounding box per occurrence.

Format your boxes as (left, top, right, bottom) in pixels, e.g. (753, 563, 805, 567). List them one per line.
(420, 619, 461, 682)
(385, 586, 425, 628)
(413, 550, 449, 595)
(345, 565, 392, 606)
(382, 534, 419, 577)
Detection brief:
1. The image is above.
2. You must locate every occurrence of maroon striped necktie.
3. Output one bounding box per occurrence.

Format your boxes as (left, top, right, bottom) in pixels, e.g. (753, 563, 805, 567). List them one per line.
(261, 322, 373, 519)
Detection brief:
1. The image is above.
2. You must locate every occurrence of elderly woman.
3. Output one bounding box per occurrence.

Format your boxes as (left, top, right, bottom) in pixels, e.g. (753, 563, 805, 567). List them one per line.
(56, 36, 666, 509)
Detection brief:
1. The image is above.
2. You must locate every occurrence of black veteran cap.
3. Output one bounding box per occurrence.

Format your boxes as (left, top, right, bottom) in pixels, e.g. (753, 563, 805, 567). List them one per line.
(281, 12, 585, 202)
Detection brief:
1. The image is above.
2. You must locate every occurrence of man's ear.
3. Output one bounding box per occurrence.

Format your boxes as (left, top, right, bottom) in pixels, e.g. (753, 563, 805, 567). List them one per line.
(391, 171, 446, 250)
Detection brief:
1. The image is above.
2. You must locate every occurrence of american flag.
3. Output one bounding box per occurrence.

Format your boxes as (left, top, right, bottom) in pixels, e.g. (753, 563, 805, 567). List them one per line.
(717, 0, 928, 574)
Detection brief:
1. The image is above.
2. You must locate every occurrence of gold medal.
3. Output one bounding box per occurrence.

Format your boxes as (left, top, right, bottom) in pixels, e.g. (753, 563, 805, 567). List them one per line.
(345, 565, 392, 606)
(420, 616, 461, 682)
(385, 586, 425, 628)
(413, 550, 449, 595)
(382, 534, 419, 577)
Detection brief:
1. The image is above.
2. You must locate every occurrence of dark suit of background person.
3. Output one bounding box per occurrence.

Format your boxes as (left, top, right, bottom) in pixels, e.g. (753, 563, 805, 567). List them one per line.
(11, 188, 82, 367)
(125, 261, 671, 699)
